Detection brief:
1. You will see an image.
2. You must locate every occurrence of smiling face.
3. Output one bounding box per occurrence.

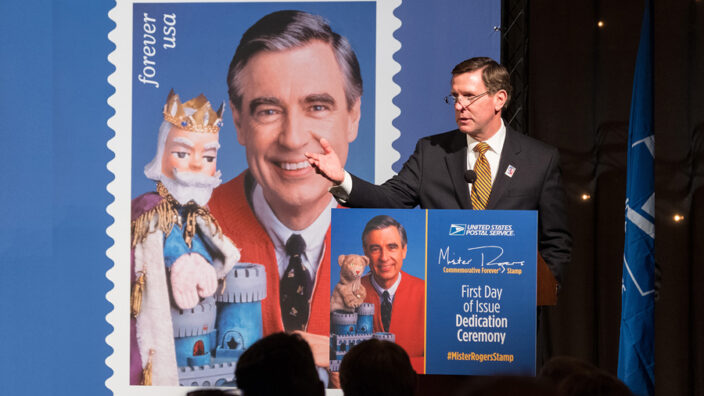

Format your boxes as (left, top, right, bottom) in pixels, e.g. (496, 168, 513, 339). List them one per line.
(161, 126, 219, 179)
(232, 40, 361, 229)
(451, 69, 506, 141)
(364, 226, 407, 289)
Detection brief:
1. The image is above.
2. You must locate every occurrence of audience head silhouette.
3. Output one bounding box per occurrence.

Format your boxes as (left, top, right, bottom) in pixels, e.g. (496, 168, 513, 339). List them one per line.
(455, 376, 557, 396)
(234, 332, 324, 396)
(340, 339, 417, 396)
(539, 356, 634, 396)
(186, 390, 238, 396)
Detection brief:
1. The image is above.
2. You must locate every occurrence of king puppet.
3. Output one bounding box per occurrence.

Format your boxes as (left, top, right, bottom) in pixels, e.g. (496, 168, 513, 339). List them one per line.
(130, 90, 240, 385)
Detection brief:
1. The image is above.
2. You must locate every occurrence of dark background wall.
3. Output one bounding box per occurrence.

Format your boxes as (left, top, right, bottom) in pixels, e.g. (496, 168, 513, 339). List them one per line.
(527, 0, 703, 394)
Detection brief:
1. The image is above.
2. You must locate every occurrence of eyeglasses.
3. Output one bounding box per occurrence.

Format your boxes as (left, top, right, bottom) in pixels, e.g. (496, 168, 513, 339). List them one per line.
(444, 91, 489, 107)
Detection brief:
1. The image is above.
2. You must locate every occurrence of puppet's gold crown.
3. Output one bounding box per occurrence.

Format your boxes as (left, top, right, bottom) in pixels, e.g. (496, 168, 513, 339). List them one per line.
(163, 89, 225, 133)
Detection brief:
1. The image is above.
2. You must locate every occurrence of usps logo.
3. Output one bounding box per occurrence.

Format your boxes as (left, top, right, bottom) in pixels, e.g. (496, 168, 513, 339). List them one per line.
(449, 224, 467, 236)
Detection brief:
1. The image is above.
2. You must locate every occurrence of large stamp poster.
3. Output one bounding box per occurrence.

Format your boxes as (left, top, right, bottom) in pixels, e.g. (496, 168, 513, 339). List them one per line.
(106, 1, 501, 394)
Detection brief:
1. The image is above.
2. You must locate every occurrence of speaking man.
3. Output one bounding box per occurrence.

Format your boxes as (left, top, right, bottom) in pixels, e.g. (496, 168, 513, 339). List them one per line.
(360, 215, 425, 373)
(307, 57, 571, 284)
(208, 10, 363, 367)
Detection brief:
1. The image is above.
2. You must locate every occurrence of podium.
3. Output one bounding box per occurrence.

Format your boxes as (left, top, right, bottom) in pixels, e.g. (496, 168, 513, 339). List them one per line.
(537, 254, 558, 306)
(331, 208, 549, 376)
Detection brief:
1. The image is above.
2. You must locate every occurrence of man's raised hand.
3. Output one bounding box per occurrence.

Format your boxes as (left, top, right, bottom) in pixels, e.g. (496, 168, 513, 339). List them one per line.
(305, 137, 345, 185)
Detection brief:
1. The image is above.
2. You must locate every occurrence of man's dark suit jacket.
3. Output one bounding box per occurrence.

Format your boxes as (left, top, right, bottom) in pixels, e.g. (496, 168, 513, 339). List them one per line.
(344, 127, 572, 283)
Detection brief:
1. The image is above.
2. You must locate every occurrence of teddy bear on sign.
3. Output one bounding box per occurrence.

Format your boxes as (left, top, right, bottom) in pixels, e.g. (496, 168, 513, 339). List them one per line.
(330, 254, 368, 312)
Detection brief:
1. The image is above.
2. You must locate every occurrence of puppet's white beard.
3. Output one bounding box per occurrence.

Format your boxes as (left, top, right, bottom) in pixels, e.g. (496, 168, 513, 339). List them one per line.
(160, 169, 222, 206)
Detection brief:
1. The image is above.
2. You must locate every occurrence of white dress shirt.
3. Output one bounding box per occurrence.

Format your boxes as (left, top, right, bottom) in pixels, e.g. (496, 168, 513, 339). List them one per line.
(252, 183, 337, 281)
(369, 272, 402, 303)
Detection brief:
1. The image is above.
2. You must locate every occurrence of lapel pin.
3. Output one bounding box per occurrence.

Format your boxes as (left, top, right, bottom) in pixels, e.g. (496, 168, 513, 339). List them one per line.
(505, 164, 516, 178)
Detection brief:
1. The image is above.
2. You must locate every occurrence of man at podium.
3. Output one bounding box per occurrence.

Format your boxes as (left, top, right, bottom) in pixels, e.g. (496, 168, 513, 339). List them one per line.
(306, 57, 571, 285)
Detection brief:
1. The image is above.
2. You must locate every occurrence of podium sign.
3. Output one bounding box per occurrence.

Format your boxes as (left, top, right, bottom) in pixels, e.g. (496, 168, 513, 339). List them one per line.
(330, 209, 537, 376)
(426, 209, 536, 375)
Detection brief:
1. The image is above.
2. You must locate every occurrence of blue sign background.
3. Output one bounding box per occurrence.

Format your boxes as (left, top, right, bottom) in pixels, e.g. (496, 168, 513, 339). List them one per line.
(426, 210, 537, 375)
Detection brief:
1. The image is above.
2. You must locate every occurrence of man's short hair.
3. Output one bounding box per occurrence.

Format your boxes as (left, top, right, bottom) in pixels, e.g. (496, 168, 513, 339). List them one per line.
(227, 10, 363, 111)
(452, 57, 511, 109)
(362, 215, 408, 247)
(340, 339, 417, 396)
(234, 332, 324, 396)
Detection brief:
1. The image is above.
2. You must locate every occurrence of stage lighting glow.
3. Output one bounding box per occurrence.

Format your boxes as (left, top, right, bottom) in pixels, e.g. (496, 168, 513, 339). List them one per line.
(673, 214, 684, 222)
(597, 20, 605, 28)
(581, 193, 591, 201)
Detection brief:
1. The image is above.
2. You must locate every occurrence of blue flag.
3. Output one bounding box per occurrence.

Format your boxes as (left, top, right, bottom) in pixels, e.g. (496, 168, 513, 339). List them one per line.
(617, 0, 655, 395)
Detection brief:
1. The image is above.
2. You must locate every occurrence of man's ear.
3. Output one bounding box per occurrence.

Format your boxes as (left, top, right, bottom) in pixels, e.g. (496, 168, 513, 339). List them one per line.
(493, 90, 508, 113)
(230, 101, 245, 145)
(346, 98, 362, 143)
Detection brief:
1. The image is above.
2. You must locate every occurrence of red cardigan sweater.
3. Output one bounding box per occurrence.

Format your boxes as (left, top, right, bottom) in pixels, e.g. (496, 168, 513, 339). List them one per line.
(361, 272, 426, 373)
(209, 171, 331, 336)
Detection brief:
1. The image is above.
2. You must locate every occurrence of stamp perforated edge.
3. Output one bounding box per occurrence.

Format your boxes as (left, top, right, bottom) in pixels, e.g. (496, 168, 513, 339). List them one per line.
(105, 1, 401, 394)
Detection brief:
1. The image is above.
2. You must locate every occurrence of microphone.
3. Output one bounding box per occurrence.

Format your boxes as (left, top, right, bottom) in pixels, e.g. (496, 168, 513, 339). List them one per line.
(464, 169, 477, 184)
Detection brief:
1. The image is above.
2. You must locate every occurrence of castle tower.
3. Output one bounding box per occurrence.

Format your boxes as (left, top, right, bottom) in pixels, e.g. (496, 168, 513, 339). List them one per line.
(214, 262, 267, 359)
(331, 310, 358, 336)
(171, 296, 217, 367)
(372, 331, 396, 343)
(356, 302, 374, 334)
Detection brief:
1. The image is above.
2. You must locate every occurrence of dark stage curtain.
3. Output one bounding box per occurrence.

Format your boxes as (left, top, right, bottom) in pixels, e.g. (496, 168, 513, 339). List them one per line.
(529, 1, 704, 394)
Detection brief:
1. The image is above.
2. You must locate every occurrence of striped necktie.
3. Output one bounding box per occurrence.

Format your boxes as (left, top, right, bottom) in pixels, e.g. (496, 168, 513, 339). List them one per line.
(471, 142, 492, 210)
